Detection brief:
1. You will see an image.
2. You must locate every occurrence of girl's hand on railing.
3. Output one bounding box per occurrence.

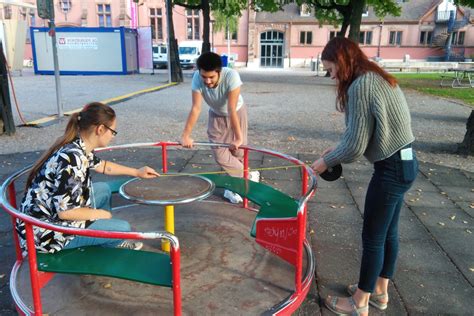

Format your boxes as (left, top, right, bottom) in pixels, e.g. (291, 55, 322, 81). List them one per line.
(137, 166, 160, 178)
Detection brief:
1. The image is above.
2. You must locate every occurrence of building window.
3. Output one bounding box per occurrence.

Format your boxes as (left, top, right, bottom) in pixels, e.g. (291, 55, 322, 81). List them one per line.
(150, 8, 163, 40)
(19, 7, 27, 20)
(359, 31, 372, 45)
(451, 31, 465, 45)
(300, 4, 311, 17)
(419, 31, 433, 45)
(186, 9, 200, 40)
(329, 31, 338, 41)
(3, 5, 12, 19)
(299, 31, 312, 45)
(59, 0, 72, 14)
(97, 4, 112, 27)
(225, 30, 238, 41)
(389, 31, 402, 45)
(362, 6, 369, 17)
(458, 31, 465, 45)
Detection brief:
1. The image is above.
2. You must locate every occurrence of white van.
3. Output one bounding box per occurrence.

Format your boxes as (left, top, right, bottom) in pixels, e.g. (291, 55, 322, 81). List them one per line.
(178, 41, 203, 69)
(152, 44, 167, 69)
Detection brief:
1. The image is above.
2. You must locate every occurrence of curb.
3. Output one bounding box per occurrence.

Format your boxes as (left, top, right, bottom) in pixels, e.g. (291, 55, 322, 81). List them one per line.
(22, 82, 178, 128)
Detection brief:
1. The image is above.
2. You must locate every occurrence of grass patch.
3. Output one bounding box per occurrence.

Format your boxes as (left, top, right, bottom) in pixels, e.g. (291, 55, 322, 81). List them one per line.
(393, 73, 474, 107)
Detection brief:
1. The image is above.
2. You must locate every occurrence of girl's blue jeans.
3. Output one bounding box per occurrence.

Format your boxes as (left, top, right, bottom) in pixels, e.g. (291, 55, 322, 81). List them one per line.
(358, 147, 418, 293)
(64, 182, 130, 249)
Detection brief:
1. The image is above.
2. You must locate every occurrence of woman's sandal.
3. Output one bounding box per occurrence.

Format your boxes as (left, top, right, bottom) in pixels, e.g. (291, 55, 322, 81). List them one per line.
(324, 295, 368, 316)
(347, 284, 388, 311)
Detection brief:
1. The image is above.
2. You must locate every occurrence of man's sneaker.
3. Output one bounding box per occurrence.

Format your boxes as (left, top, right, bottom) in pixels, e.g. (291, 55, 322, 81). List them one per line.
(224, 189, 243, 204)
(249, 170, 260, 182)
(118, 240, 143, 250)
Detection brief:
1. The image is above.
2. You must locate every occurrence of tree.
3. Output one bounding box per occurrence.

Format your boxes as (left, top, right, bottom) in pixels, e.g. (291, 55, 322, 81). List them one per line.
(174, 0, 283, 54)
(298, 0, 401, 41)
(211, 10, 238, 51)
(454, 0, 474, 6)
(174, 0, 213, 53)
(453, 0, 474, 155)
(166, 0, 183, 82)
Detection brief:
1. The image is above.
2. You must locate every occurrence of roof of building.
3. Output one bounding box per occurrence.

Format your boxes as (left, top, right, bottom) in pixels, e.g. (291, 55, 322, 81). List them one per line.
(255, 1, 472, 24)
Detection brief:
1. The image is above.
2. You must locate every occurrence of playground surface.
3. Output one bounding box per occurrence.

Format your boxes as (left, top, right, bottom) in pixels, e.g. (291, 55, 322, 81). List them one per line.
(0, 69, 473, 315)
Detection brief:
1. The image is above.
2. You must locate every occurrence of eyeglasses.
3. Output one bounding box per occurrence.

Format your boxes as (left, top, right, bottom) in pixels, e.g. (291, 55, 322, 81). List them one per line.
(103, 125, 118, 136)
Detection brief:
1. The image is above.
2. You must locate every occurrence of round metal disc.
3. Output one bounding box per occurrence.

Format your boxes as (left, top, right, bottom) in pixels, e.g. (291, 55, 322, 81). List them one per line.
(119, 174, 215, 205)
(320, 164, 343, 181)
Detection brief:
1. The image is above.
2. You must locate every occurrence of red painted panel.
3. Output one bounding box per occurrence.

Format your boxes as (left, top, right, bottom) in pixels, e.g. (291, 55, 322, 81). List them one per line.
(255, 218, 298, 266)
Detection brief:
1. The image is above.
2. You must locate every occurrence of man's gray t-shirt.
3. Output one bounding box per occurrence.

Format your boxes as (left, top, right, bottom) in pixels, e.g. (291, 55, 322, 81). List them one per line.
(191, 67, 244, 116)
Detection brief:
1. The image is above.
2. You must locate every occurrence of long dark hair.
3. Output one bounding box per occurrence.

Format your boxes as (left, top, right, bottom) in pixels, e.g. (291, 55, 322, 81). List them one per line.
(26, 102, 116, 188)
(321, 37, 397, 112)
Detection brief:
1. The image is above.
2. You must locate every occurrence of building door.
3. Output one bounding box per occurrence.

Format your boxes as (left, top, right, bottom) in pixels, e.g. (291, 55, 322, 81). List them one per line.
(260, 31, 284, 68)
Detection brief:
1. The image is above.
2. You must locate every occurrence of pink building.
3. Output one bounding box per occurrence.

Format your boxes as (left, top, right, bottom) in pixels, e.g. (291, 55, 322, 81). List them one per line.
(1, 0, 473, 69)
(247, 0, 473, 68)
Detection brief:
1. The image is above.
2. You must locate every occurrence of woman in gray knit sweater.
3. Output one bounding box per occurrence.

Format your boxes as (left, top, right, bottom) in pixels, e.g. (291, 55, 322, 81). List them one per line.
(312, 38, 418, 315)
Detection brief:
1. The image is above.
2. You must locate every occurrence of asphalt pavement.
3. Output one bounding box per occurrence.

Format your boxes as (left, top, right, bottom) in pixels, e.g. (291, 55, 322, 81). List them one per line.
(0, 67, 472, 315)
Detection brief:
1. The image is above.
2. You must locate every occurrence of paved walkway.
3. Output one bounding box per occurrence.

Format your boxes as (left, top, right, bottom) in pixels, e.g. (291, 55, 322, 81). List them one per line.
(0, 69, 472, 315)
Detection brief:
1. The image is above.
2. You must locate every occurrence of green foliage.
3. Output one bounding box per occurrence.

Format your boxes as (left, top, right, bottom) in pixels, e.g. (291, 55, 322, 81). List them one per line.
(210, 0, 284, 32)
(368, 0, 401, 19)
(251, 0, 288, 12)
(212, 11, 239, 33)
(295, 0, 402, 32)
(454, 0, 474, 7)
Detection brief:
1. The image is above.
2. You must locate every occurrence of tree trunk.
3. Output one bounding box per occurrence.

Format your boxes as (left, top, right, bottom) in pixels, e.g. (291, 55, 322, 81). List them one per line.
(201, 0, 211, 53)
(0, 41, 15, 135)
(338, 4, 352, 38)
(167, 0, 183, 82)
(348, 0, 366, 42)
(458, 110, 474, 156)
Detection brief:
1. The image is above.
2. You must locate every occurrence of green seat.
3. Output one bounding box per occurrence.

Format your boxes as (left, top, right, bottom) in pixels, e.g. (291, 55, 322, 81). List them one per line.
(37, 246, 172, 287)
(201, 174, 299, 237)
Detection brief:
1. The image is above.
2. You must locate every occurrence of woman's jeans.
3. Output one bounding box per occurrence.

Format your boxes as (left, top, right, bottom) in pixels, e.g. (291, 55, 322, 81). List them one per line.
(358, 147, 418, 293)
(64, 182, 130, 249)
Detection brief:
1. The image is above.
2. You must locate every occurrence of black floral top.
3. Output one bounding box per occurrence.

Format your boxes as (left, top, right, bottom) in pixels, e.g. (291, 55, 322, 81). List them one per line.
(16, 138, 101, 253)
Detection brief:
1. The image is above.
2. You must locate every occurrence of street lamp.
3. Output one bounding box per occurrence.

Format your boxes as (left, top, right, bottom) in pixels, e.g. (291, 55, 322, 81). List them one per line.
(210, 20, 215, 52)
(377, 21, 383, 60)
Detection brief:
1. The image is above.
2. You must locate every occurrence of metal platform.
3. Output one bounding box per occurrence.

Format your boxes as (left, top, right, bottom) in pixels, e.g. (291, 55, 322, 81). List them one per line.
(14, 200, 307, 315)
